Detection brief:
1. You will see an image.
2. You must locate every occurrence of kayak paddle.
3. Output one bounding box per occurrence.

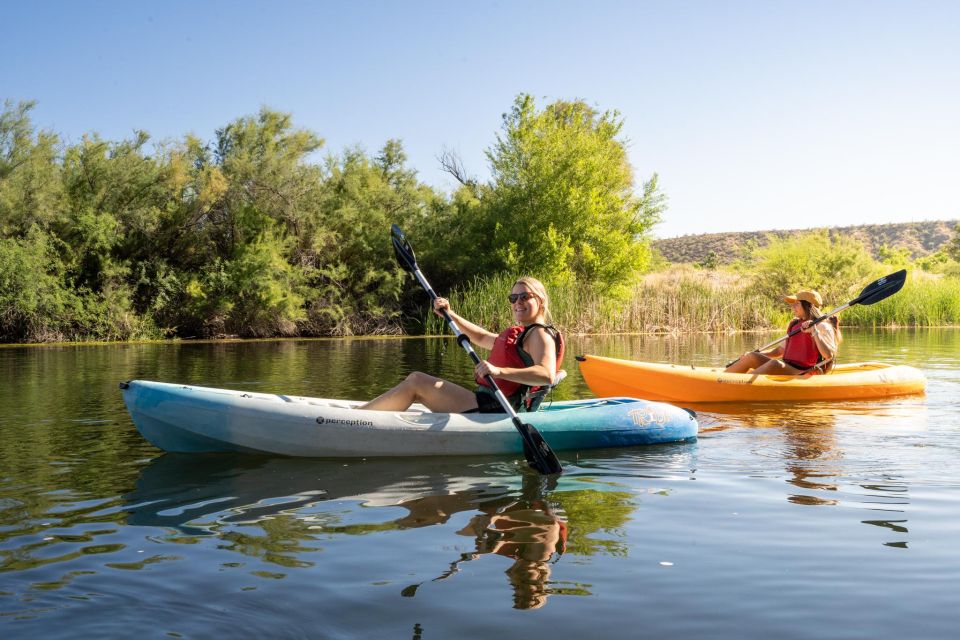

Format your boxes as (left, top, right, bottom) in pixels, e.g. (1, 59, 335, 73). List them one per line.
(390, 224, 563, 475)
(727, 269, 908, 367)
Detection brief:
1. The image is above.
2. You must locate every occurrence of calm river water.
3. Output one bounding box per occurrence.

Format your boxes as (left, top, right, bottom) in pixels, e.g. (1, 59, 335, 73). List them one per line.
(1, 329, 958, 639)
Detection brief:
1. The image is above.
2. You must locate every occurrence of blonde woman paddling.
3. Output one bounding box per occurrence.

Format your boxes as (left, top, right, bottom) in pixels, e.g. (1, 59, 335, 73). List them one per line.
(360, 277, 564, 413)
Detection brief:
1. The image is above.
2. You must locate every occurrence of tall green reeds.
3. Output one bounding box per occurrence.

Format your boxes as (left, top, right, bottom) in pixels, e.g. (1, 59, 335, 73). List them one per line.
(422, 268, 775, 335)
(845, 273, 960, 327)
(425, 268, 960, 335)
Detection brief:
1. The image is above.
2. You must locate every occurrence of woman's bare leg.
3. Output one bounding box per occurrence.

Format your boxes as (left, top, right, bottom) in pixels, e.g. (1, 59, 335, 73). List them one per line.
(724, 351, 771, 373)
(751, 359, 805, 375)
(359, 372, 479, 412)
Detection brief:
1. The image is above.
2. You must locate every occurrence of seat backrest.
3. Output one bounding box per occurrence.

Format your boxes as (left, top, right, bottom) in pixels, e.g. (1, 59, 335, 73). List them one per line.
(812, 357, 835, 375)
(520, 370, 567, 412)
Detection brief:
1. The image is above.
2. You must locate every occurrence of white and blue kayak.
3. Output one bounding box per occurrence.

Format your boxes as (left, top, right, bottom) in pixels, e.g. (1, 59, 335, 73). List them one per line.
(120, 380, 698, 457)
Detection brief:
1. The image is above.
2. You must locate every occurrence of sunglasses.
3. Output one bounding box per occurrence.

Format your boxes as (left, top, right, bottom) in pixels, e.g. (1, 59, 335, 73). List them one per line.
(508, 292, 537, 304)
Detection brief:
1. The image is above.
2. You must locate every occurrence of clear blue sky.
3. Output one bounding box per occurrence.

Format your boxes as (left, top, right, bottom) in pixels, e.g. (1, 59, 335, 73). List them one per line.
(4, 0, 958, 238)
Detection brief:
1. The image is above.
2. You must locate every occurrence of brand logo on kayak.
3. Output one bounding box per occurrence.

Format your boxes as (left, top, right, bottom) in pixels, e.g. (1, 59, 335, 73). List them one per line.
(628, 407, 667, 427)
(316, 416, 374, 427)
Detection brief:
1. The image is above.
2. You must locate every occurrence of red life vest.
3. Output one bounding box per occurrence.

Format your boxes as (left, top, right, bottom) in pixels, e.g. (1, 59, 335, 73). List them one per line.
(782, 318, 821, 369)
(476, 324, 565, 400)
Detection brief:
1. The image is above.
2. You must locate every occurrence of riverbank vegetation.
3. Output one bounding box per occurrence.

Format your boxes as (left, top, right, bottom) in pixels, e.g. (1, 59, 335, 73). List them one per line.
(429, 230, 960, 334)
(0, 96, 662, 342)
(2, 97, 959, 343)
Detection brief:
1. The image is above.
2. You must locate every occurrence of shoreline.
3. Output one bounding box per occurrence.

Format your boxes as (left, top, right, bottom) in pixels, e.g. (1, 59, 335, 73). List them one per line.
(3, 325, 957, 349)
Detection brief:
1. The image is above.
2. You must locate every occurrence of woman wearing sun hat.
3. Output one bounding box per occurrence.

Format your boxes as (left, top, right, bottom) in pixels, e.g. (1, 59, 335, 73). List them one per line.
(724, 289, 841, 375)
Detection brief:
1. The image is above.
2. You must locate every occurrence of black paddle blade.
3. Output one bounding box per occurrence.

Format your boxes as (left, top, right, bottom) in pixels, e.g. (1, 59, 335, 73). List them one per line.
(855, 269, 907, 306)
(519, 421, 563, 475)
(391, 224, 417, 273)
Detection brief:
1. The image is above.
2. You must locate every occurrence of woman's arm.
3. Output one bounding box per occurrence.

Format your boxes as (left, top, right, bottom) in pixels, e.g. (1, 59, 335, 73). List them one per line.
(434, 298, 498, 350)
(801, 320, 837, 360)
(806, 322, 837, 360)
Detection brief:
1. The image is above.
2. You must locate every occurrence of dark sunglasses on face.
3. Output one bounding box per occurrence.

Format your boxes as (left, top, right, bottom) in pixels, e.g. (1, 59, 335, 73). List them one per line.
(508, 292, 536, 304)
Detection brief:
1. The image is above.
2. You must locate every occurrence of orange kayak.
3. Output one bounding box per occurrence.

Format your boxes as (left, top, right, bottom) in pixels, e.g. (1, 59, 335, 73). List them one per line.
(576, 355, 927, 403)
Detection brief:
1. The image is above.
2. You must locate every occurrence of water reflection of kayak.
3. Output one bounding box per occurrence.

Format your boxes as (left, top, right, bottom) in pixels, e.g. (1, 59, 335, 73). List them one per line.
(125, 454, 577, 609)
(123, 444, 695, 534)
(119, 380, 697, 456)
(123, 453, 520, 533)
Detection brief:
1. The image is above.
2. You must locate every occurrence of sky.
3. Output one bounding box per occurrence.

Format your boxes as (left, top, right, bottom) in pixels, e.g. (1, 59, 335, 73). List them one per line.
(3, 0, 958, 238)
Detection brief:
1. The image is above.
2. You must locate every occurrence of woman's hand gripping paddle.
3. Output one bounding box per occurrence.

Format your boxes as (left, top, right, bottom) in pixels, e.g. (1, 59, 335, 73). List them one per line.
(390, 224, 563, 475)
(726, 269, 908, 368)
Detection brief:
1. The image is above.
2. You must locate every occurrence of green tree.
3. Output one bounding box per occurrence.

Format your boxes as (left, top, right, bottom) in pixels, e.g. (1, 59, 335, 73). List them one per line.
(58, 131, 175, 338)
(165, 108, 322, 336)
(2, 96, 686, 342)
(696, 250, 719, 270)
(477, 94, 665, 292)
(0, 100, 62, 236)
(877, 243, 913, 269)
(744, 230, 879, 307)
(309, 140, 442, 334)
(948, 223, 960, 262)
(59, 132, 171, 286)
(0, 226, 77, 341)
(181, 225, 308, 337)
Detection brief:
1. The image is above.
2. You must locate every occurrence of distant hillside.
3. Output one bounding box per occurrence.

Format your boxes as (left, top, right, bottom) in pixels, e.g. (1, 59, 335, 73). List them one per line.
(653, 220, 959, 265)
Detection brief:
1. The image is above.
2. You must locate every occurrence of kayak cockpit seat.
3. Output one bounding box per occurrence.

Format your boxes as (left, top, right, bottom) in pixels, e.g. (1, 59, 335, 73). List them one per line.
(814, 357, 835, 374)
(520, 370, 567, 413)
(799, 357, 835, 376)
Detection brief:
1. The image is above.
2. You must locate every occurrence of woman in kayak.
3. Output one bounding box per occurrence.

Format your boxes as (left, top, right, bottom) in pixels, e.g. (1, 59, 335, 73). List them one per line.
(725, 289, 841, 375)
(360, 276, 564, 413)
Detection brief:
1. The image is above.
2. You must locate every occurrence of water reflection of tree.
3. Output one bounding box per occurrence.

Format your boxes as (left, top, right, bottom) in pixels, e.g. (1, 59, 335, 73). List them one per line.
(555, 489, 635, 557)
(217, 517, 324, 569)
(185, 482, 636, 607)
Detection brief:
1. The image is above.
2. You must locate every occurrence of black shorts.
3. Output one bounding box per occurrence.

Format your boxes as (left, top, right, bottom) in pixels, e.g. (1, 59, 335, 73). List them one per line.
(783, 358, 819, 373)
(465, 389, 521, 414)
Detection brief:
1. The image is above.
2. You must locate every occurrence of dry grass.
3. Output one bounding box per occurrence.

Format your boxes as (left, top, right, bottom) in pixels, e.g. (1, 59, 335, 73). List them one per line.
(424, 267, 960, 335)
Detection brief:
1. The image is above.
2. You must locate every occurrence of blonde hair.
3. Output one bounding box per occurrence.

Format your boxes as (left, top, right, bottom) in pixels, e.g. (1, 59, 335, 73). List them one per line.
(514, 276, 552, 323)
